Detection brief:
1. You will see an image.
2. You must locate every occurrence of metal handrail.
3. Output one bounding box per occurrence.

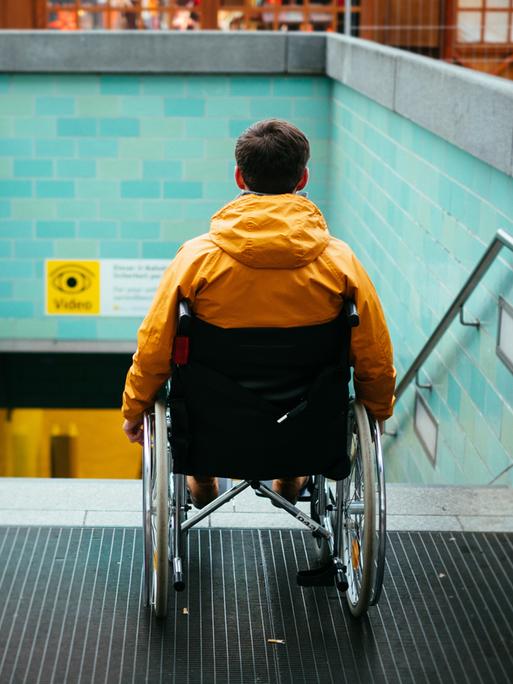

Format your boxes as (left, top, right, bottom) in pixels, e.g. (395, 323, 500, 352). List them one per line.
(395, 229, 513, 400)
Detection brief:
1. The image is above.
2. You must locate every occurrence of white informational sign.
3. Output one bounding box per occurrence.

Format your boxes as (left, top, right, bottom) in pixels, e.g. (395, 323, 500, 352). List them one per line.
(100, 259, 170, 317)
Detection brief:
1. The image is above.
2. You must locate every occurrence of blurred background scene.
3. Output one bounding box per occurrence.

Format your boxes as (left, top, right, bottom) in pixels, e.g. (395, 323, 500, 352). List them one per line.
(2, 1, 513, 79)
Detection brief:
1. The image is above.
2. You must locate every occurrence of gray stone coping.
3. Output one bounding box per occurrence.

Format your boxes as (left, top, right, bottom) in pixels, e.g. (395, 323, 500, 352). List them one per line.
(0, 30, 325, 74)
(0, 31, 511, 176)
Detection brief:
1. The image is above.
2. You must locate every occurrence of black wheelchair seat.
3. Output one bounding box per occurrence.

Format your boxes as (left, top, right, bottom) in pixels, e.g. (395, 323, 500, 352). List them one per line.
(168, 303, 356, 481)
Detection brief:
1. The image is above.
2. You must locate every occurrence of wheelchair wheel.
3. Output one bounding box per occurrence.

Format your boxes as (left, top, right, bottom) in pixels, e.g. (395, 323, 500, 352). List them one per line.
(142, 399, 169, 618)
(338, 400, 386, 617)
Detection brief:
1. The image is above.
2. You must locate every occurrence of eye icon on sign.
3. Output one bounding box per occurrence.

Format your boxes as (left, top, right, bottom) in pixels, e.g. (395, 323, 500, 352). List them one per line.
(50, 264, 94, 294)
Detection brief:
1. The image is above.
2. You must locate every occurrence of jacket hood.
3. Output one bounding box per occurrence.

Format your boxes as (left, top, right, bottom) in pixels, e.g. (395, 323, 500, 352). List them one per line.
(209, 193, 330, 269)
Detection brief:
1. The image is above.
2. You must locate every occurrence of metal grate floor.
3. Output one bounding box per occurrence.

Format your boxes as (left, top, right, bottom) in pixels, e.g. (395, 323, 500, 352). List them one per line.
(0, 527, 512, 684)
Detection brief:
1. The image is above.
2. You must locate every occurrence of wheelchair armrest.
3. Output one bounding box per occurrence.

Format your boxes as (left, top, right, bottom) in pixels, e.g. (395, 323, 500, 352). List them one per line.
(344, 300, 359, 328)
(177, 300, 193, 335)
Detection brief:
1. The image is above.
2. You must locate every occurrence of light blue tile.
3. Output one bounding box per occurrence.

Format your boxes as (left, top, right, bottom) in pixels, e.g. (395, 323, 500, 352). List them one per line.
(36, 97, 75, 116)
(14, 160, 53, 178)
(164, 98, 205, 117)
(185, 119, 229, 138)
(142, 76, 186, 96)
(447, 374, 461, 414)
(100, 75, 140, 95)
(163, 182, 202, 199)
(99, 241, 140, 258)
(52, 75, 99, 95)
(97, 317, 140, 339)
(0, 241, 11, 257)
(121, 181, 160, 199)
(231, 77, 271, 96)
(187, 76, 229, 97)
(78, 139, 118, 158)
(57, 318, 98, 339)
(0, 260, 33, 277)
(15, 118, 56, 137)
(120, 96, 163, 117)
(36, 221, 75, 238)
(229, 120, 254, 138)
(76, 180, 118, 200)
(120, 222, 160, 239)
(293, 98, 326, 118)
(206, 98, 250, 118)
(56, 160, 96, 178)
(36, 181, 74, 199)
(36, 139, 75, 158)
(99, 119, 139, 137)
(141, 201, 184, 220)
(142, 241, 181, 258)
(143, 160, 182, 180)
(58, 118, 97, 137)
(0, 139, 32, 156)
(0, 301, 34, 317)
(100, 200, 141, 220)
(0, 221, 32, 239)
(165, 139, 205, 160)
(15, 240, 53, 258)
(0, 181, 32, 198)
(78, 221, 117, 239)
(54, 239, 98, 258)
(274, 77, 314, 97)
(0, 281, 13, 297)
(56, 200, 98, 220)
(249, 99, 293, 119)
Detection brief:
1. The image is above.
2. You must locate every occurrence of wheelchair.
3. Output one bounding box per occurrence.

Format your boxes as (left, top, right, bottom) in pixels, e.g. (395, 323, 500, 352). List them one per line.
(142, 301, 386, 619)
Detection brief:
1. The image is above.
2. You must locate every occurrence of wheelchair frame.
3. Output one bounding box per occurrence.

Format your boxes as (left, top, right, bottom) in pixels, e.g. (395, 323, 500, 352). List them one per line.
(142, 396, 386, 619)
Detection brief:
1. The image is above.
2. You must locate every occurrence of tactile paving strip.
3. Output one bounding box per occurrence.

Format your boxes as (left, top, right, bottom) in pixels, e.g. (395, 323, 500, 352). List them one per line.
(0, 527, 512, 683)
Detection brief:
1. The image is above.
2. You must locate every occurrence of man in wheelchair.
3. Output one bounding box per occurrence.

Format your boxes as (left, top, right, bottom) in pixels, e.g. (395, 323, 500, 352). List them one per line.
(122, 119, 395, 616)
(122, 117, 395, 489)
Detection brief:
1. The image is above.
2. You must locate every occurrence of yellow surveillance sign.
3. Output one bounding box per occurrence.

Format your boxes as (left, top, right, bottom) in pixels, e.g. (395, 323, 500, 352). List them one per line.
(46, 260, 100, 315)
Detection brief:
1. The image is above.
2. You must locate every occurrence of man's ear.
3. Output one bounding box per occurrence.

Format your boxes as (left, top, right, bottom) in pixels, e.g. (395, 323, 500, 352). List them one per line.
(295, 167, 309, 191)
(235, 166, 247, 190)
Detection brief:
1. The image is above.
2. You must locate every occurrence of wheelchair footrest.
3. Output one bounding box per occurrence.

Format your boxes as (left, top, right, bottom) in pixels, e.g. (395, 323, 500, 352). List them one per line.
(297, 562, 336, 587)
(297, 558, 348, 591)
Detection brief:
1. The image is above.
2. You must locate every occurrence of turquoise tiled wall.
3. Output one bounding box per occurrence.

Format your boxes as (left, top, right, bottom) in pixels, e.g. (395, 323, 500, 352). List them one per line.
(0, 74, 330, 341)
(328, 81, 513, 486)
(2, 71, 513, 486)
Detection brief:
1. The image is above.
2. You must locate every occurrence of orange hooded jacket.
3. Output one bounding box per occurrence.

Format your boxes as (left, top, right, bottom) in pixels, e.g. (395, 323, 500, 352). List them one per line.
(122, 193, 396, 422)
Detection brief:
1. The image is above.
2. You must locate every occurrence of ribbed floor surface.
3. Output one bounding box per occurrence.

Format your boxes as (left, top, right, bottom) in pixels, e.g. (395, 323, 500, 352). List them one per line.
(0, 527, 512, 684)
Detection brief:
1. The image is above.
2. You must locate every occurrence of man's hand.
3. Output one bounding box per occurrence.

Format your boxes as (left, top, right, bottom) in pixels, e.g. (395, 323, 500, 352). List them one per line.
(123, 418, 144, 446)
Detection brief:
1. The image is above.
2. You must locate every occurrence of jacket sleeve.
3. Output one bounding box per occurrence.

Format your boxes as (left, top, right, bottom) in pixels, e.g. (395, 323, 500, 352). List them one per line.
(345, 254, 396, 421)
(121, 244, 203, 422)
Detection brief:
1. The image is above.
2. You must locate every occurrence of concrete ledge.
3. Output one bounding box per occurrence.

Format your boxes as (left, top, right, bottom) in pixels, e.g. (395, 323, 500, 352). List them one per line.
(0, 339, 135, 353)
(394, 50, 513, 176)
(286, 33, 325, 74)
(327, 33, 513, 177)
(0, 31, 289, 74)
(326, 35, 397, 110)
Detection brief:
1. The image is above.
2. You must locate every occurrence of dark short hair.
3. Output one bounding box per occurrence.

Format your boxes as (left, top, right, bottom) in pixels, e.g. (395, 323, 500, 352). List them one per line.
(235, 119, 310, 194)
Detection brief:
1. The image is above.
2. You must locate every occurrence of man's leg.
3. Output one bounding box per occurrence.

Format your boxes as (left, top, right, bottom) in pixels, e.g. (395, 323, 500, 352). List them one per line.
(187, 475, 219, 509)
(272, 476, 309, 505)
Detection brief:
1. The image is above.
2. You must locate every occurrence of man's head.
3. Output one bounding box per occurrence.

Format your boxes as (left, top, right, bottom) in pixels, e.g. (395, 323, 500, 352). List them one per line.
(235, 119, 310, 194)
